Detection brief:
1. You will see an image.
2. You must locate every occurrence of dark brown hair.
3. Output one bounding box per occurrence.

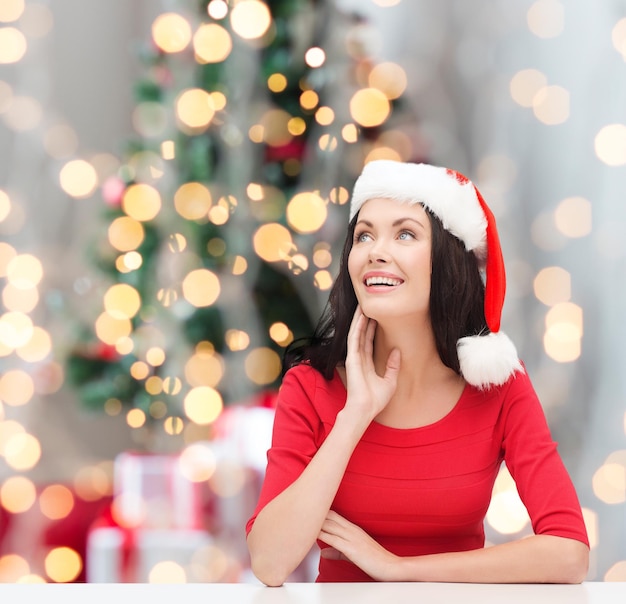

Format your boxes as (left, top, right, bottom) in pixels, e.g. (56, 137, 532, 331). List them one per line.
(283, 207, 488, 379)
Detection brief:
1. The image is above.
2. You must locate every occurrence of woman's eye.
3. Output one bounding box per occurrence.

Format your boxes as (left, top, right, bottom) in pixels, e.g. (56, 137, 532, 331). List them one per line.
(398, 231, 415, 240)
(355, 232, 371, 243)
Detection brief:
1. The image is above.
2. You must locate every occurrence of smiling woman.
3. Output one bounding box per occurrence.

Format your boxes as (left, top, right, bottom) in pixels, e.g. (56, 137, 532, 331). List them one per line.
(245, 160, 589, 586)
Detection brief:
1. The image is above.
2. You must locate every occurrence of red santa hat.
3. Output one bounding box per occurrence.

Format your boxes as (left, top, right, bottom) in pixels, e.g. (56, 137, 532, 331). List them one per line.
(349, 159, 523, 389)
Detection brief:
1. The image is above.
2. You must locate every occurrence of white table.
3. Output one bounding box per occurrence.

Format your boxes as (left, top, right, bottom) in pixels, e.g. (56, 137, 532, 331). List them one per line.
(1, 582, 625, 603)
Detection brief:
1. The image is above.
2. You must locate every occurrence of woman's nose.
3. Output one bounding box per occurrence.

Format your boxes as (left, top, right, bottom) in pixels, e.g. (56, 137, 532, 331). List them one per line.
(368, 239, 390, 263)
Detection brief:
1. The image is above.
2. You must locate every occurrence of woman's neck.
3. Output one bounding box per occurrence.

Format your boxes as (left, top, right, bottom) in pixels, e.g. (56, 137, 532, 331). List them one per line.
(371, 319, 466, 428)
(372, 319, 458, 391)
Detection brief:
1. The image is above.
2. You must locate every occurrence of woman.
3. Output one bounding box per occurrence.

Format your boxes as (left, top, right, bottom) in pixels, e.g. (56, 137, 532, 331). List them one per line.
(246, 160, 589, 585)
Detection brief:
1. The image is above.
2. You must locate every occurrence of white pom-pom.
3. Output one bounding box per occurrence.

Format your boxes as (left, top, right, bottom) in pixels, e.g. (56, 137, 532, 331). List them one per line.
(457, 331, 523, 390)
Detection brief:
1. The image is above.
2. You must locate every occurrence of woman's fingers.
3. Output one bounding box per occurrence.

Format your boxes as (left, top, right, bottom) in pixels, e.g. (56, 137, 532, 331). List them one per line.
(362, 315, 376, 361)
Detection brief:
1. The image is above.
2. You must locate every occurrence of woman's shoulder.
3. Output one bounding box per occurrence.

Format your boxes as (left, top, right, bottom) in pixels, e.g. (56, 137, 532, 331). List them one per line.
(466, 362, 544, 424)
(283, 363, 344, 393)
(281, 363, 346, 418)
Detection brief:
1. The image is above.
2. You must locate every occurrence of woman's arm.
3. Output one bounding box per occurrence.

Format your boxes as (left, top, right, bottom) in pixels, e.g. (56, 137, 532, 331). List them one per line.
(247, 308, 401, 586)
(320, 511, 589, 583)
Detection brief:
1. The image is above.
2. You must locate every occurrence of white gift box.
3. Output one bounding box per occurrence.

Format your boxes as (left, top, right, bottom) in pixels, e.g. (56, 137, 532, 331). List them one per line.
(86, 526, 214, 583)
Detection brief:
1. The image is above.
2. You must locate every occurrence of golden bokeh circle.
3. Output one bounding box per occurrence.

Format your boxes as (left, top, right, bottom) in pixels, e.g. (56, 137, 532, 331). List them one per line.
(182, 269, 221, 307)
(183, 386, 223, 425)
(174, 182, 212, 220)
(252, 223, 294, 262)
(193, 23, 232, 63)
(152, 13, 192, 53)
(349, 88, 390, 128)
(286, 191, 327, 234)
(108, 216, 145, 252)
(230, 0, 271, 40)
(245, 347, 281, 385)
(122, 183, 162, 222)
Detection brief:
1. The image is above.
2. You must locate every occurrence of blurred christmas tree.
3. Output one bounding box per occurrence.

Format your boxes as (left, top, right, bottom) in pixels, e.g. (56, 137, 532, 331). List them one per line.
(65, 0, 421, 437)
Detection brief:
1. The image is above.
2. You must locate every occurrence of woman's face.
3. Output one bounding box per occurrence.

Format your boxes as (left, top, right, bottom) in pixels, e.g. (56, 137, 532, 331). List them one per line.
(348, 197, 432, 323)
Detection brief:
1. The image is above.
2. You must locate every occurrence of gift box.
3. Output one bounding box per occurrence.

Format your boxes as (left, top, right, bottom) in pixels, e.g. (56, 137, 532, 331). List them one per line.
(86, 526, 216, 582)
(85, 451, 218, 582)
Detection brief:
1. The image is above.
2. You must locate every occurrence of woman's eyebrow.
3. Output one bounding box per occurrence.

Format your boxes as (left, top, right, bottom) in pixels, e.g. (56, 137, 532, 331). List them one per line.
(392, 217, 427, 230)
(356, 217, 426, 228)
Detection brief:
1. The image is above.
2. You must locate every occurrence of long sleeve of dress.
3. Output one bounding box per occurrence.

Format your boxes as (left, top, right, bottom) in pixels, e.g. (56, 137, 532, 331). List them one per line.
(498, 370, 589, 545)
(245, 365, 328, 536)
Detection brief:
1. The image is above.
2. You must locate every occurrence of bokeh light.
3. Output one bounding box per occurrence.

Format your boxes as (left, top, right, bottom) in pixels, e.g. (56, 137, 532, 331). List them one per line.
(104, 284, 141, 320)
(314, 270, 333, 291)
(59, 160, 98, 198)
(244, 347, 281, 385)
(208, 0, 229, 20)
(533, 266, 571, 306)
(73, 464, 112, 501)
(605, 561, 626, 582)
(554, 197, 592, 238)
(225, 329, 250, 352)
(0, 553, 29, 583)
(94, 312, 132, 346)
(0, 189, 10, 221)
(594, 124, 626, 166)
(612, 18, 626, 60)
(269, 322, 293, 347)
(532, 85, 569, 125)
(0, 475, 36, 513)
(260, 108, 292, 146)
(230, 0, 271, 40)
(0, 27, 27, 64)
(268, 73, 287, 93)
(176, 88, 216, 130)
(193, 23, 232, 63)
(148, 560, 186, 583)
(3, 431, 41, 470)
(510, 69, 548, 108)
(0, 369, 34, 406)
(152, 13, 192, 53)
(178, 442, 217, 482)
(39, 484, 75, 520)
(486, 465, 530, 534)
(44, 547, 82, 583)
(253, 223, 294, 262)
(286, 191, 327, 233)
(108, 217, 145, 254)
(593, 460, 626, 504)
(183, 386, 223, 425)
(300, 90, 319, 111)
(0, 0, 25, 23)
(369, 62, 407, 99)
(305, 47, 325, 68)
(350, 87, 390, 127)
(126, 408, 146, 429)
(6, 253, 43, 289)
(182, 269, 220, 307)
(527, 0, 564, 39)
(122, 184, 162, 221)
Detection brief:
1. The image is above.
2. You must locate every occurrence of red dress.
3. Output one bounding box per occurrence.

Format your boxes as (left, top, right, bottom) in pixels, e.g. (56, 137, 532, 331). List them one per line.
(246, 364, 589, 582)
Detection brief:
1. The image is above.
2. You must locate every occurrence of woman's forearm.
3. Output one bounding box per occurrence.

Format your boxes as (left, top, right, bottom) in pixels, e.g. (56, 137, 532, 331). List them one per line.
(389, 535, 589, 584)
(247, 406, 370, 586)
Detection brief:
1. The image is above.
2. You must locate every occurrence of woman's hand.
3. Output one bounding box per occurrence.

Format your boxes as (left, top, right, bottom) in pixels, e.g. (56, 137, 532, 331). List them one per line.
(319, 510, 399, 581)
(343, 306, 401, 422)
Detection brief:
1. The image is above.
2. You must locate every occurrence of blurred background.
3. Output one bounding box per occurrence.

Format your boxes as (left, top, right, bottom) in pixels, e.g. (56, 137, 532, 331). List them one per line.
(1, 0, 625, 584)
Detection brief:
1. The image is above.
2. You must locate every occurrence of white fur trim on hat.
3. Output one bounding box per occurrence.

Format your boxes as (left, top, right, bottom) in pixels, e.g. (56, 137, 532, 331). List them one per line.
(350, 160, 488, 257)
(457, 331, 523, 390)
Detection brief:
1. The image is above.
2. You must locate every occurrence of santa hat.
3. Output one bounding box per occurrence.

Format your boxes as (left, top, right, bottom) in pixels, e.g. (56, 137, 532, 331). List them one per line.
(349, 159, 523, 389)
